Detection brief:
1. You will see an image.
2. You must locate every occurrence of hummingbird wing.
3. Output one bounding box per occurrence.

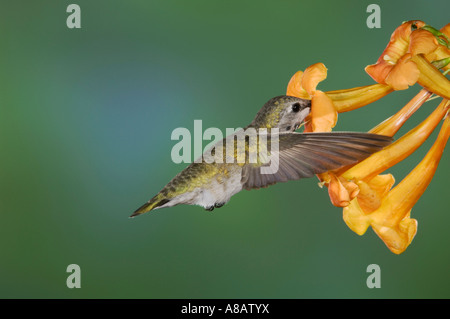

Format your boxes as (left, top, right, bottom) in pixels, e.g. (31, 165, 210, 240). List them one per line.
(241, 132, 392, 190)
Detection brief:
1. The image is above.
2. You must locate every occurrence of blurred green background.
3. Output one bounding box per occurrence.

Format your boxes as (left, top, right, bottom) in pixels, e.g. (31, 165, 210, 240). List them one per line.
(0, 0, 449, 298)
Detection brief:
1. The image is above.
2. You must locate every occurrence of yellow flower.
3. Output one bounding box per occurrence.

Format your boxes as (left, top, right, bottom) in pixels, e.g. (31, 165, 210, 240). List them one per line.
(366, 21, 450, 97)
(320, 88, 432, 207)
(327, 97, 450, 253)
(365, 20, 426, 90)
(286, 63, 392, 132)
(285, 20, 450, 254)
(365, 111, 450, 254)
(286, 63, 337, 132)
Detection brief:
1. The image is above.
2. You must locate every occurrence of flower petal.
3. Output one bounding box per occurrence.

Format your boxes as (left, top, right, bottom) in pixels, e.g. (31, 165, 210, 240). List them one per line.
(409, 29, 439, 56)
(310, 90, 338, 132)
(286, 70, 310, 98)
(342, 199, 371, 235)
(372, 215, 418, 254)
(365, 63, 394, 85)
(327, 174, 358, 207)
(302, 63, 328, 96)
(385, 54, 420, 90)
(365, 20, 426, 84)
(356, 174, 395, 214)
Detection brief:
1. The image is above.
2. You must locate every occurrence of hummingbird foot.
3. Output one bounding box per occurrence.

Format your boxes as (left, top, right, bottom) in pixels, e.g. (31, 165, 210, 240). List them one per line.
(205, 202, 226, 211)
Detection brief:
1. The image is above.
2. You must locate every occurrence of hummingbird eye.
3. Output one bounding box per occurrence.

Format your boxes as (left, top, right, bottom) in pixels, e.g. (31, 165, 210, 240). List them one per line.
(292, 103, 301, 112)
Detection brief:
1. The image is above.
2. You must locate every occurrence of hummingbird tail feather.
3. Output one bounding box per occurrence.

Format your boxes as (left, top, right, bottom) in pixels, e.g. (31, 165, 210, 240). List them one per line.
(130, 194, 170, 218)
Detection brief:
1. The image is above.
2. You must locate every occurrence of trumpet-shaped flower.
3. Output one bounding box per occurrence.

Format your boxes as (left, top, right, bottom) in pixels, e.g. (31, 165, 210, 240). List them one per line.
(361, 112, 450, 254)
(286, 63, 337, 132)
(286, 64, 392, 132)
(365, 20, 425, 89)
(285, 20, 450, 254)
(321, 98, 450, 253)
(319, 88, 433, 207)
(366, 21, 450, 96)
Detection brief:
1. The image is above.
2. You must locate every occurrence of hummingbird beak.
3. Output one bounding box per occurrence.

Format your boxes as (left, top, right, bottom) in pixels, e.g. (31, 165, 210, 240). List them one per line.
(294, 106, 311, 130)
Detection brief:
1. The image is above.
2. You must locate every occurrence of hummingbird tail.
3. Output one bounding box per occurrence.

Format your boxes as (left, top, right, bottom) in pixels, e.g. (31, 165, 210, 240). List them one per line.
(130, 194, 170, 218)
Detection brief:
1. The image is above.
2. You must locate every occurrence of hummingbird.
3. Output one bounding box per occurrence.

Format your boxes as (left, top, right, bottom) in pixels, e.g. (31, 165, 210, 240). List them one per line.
(131, 95, 392, 217)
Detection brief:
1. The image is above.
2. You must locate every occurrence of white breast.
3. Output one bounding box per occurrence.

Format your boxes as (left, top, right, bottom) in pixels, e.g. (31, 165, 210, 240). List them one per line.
(160, 166, 243, 210)
(196, 171, 243, 208)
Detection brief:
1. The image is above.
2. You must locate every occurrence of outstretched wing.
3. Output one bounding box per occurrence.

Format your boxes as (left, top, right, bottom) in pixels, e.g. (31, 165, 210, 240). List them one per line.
(241, 132, 392, 190)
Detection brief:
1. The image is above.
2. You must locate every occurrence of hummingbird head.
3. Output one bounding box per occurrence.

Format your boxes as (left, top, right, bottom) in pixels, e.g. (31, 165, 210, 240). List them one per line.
(249, 95, 311, 132)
